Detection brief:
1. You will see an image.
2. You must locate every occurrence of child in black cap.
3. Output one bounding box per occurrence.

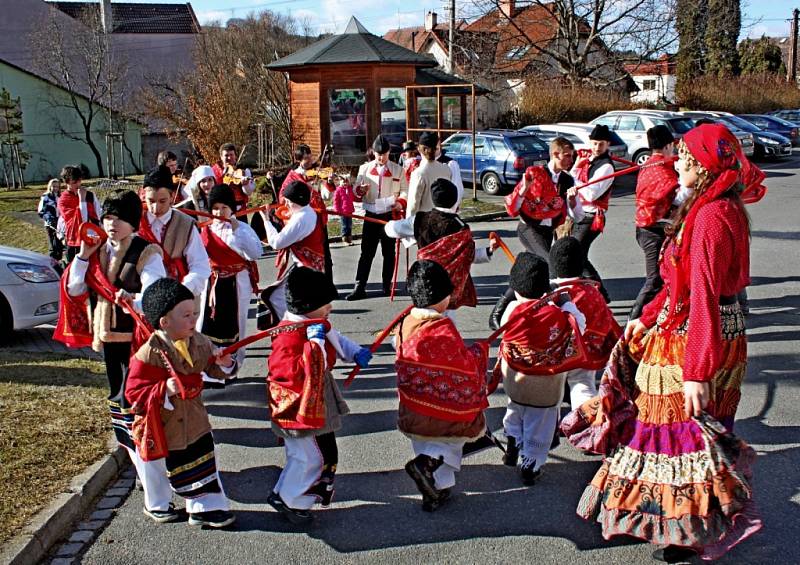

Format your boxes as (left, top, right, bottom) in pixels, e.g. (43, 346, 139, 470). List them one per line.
(126, 277, 237, 528)
(266, 266, 372, 525)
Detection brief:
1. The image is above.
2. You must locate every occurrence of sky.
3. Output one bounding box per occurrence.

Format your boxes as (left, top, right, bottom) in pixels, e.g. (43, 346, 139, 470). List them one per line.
(118, 0, 797, 38)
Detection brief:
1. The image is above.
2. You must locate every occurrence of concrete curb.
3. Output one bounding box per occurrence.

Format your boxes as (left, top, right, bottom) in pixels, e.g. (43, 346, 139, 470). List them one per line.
(0, 446, 128, 565)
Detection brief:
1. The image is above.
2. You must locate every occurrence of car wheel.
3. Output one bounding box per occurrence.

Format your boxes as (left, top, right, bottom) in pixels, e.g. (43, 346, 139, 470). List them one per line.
(0, 293, 12, 344)
(481, 172, 503, 196)
(633, 150, 651, 166)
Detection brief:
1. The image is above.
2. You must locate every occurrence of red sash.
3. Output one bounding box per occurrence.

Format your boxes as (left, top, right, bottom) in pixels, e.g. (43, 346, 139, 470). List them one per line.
(267, 320, 335, 430)
(138, 215, 189, 280)
(201, 226, 259, 290)
(556, 280, 622, 369)
(126, 355, 203, 461)
(396, 317, 488, 422)
(416, 228, 477, 309)
(505, 166, 565, 221)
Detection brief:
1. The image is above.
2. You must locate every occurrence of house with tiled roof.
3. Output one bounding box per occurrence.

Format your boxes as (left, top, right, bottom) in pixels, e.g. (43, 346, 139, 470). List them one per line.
(624, 55, 676, 104)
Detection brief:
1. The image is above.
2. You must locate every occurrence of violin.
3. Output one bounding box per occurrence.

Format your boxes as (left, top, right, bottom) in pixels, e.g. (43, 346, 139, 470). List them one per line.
(304, 167, 334, 180)
(223, 164, 253, 186)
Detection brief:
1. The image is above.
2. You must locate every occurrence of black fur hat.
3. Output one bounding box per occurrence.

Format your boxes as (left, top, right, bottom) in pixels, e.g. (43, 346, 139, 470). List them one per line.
(286, 266, 338, 315)
(589, 124, 613, 142)
(647, 124, 675, 150)
(510, 252, 550, 299)
(283, 180, 311, 206)
(142, 277, 195, 328)
(549, 237, 584, 279)
(431, 178, 459, 209)
(101, 189, 142, 229)
(143, 165, 175, 191)
(208, 184, 237, 212)
(407, 260, 453, 308)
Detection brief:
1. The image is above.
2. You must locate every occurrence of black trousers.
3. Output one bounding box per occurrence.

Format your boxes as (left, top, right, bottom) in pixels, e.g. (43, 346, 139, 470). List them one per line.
(571, 214, 609, 300)
(630, 226, 666, 319)
(66, 245, 80, 263)
(103, 341, 133, 401)
(354, 211, 395, 288)
(517, 221, 554, 263)
(46, 227, 64, 262)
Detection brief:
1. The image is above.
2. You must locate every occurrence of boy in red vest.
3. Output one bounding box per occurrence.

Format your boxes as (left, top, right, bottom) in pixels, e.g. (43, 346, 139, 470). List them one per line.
(266, 266, 372, 525)
(126, 278, 237, 528)
(57, 165, 99, 262)
(395, 260, 489, 511)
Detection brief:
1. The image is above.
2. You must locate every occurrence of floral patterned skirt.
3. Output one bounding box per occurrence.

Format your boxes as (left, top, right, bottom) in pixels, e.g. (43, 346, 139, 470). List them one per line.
(577, 303, 761, 559)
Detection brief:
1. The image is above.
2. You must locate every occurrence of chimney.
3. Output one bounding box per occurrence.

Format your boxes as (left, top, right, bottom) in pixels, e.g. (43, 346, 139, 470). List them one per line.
(500, 0, 515, 19)
(100, 0, 113, 33)
(425, 11, 437, 32)
(411, 30, 418, 51)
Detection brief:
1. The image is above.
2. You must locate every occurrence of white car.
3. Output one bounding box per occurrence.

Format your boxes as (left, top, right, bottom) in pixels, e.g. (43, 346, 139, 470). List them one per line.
(521, 123, 629, 165)
(0, 245, 61, 336)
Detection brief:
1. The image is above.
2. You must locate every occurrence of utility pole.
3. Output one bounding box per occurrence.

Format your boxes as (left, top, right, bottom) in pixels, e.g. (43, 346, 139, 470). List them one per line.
(447, 0, 455, 74)
(790, 8, 799, 84)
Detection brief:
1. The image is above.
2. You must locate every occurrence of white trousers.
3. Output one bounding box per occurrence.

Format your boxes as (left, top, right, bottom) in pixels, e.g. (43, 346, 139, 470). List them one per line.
(502, 401, 559, 471)
(268, 279, 288, 321)
(274, 436, 323, 510)
(410, 439, 465, 490)
(566, 368, 597, 410)
(183, 473, 230, 514)
(125, 446, 172, 512)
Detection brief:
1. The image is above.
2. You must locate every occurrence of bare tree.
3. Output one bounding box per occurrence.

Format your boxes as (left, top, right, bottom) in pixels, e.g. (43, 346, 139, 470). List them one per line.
(142, 11, 309, 166)
(29, 6, 130, 177)
(459, 0, 677, 89)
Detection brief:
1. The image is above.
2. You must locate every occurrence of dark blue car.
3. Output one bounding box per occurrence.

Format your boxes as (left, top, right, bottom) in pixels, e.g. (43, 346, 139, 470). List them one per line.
(441, 130, 549, 195)
(738, 114, 800, 146)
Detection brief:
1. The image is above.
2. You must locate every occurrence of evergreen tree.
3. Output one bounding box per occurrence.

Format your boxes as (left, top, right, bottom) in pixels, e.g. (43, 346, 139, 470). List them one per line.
(0, 87, 28, 188)
(705, 0, 741, 76)
(676, 0, 708, 86)
(739, 36, 786, 75)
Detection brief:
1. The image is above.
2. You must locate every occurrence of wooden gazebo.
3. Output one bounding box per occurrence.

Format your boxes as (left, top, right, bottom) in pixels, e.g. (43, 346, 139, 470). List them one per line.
(268, 17, 484, 166)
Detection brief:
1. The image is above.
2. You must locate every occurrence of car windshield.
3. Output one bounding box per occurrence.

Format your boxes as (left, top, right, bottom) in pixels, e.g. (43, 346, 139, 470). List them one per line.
(764, 115, 797, 127)
(507, 134, 548, 153)
(721, 115, 760, 132)
(652, 118, 694, 134)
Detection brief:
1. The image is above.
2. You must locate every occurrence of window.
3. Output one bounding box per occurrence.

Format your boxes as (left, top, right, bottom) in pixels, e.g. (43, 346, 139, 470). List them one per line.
(475, 136, 490, 156)
(489, 138, 509, 155)
(442, 97, 461, 130)
(442, 134, 468, 154)
(507, 135, 548, 153)
(380, 88, 406, 149)
(594, 116, 618, 128)
(417, 97, 437, 129)
(616, 115, 645, 131)
(642, 79, 657, 90)
(329, 88, 366, 164)
(505, 45, 531, 60)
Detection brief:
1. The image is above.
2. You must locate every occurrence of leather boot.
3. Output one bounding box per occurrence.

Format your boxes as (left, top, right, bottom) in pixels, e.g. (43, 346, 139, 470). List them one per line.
(503, 436, 519, 467)
(489, 287, 516, 330)
(346, 282, 367, 301)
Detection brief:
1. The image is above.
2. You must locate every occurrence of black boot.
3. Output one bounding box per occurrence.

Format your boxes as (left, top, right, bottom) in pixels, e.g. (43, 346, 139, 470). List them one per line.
(346, 282, 367, 301)
(489, 287, 516, 330)
(520, 459, 542, 486)
(652, 545, 697, 563)
(405, 454, 443, 499)
(306, 466, 336, 507)
(503, 436, 519, 467)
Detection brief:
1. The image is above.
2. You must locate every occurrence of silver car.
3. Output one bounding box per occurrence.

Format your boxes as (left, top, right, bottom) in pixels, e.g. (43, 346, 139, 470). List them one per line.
(0, 245, 61, 337)
(589, 110, 696, 165)
(520, 123, 629, 166)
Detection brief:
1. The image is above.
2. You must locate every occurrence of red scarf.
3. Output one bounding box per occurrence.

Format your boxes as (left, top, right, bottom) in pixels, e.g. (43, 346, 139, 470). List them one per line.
(404, 158, 420, 183)
(634, 154, 680, 228)
(396, 316, 488, 422)
(201, 225, 260, 290)
(138, 214, 189, 281)
(416, 228, 477, 309)
(58, 190, 99, 247)
(505, 166, 565, 221)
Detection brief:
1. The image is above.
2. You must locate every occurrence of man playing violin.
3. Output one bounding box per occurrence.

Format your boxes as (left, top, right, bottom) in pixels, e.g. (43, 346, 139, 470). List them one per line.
(212, 143, 255, 224)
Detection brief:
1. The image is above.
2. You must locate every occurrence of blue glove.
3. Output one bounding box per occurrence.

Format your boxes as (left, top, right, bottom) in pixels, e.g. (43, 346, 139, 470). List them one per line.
(306, 323, 327, 342)
(354, 347, 372, 368)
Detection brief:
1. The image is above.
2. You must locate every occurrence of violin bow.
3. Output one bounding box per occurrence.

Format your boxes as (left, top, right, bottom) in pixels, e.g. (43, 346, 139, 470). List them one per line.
(171, 158, 190, 204)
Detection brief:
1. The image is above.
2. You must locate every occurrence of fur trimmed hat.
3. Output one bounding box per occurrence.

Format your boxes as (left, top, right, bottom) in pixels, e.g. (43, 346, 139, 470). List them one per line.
(589, 124, 613, 142)
(510, 252, 550, 299)
(286, 266, 338, 315)
(208, 184, 237, 212)
(407, 259, 453, 308)
(143, 165, 175, 191)
(647, 125, 675, 150)
(101, 189, 142, 229)
(431, 178, 459, 209)
(549, 237, 584, 279)
(283, 180, 311, 206)
(142, 277, 195, 328)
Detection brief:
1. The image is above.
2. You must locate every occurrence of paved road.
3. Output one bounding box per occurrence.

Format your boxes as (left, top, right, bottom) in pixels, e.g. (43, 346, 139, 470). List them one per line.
(76, 155, 799, 564)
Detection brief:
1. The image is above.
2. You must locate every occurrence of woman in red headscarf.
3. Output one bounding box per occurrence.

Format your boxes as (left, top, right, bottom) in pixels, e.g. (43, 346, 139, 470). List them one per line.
(576, 124, 761, 562)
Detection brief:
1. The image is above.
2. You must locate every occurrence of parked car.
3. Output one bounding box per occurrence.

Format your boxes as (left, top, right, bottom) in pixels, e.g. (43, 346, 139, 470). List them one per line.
(520, 123, 628, 165)
(440, 130, 549, 195)
(767, 109, 800, 124)
(589, 110, 696, 165)
(683, 111, 792, 158)
(677, 111, 755, 157)
(0, 245, 60, 338)
(738, 114, 800, 146)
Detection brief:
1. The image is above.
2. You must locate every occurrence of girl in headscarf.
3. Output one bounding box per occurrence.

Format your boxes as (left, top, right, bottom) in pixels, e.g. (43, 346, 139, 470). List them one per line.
(578, 124, 761, 562)
(176, 165, 216, 212)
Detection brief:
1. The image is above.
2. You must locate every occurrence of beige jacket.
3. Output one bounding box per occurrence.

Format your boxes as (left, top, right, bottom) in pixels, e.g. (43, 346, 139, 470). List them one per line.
(355, 160, 407, 214)
(406, 159, 452, 218)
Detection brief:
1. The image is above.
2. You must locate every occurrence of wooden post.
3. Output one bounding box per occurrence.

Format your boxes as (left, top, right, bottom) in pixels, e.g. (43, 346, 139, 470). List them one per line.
(790, 8, 799, 84)
(471, 83, 477, 200)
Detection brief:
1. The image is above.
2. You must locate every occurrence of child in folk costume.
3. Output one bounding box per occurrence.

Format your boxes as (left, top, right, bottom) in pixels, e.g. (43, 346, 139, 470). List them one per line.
(259, 181, 326, 321)
(127, 278, 237, 528)
(197, 185, 262, 380)
(54, 189, 173, 522)
(549, 237, 622, 410)
(395, 260, 490, 512)
(175, 165, 216, 213)
(139, 165, 211, 298)
(266, 267, 372, 525)
(496, 253, 586, 485)
(57, 165, 100, 263)
(384, 178, 497, 316)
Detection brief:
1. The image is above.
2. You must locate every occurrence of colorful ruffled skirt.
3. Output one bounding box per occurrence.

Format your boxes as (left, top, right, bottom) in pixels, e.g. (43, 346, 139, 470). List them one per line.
(577, 303, 762, 560)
